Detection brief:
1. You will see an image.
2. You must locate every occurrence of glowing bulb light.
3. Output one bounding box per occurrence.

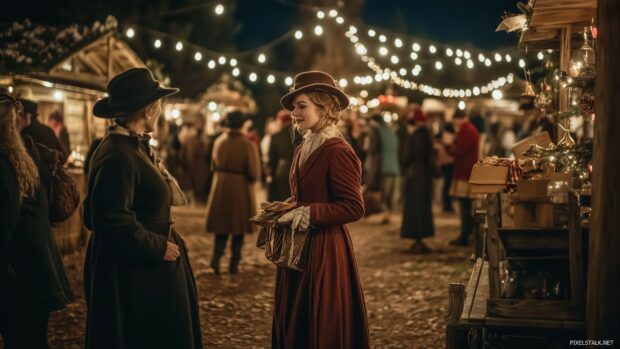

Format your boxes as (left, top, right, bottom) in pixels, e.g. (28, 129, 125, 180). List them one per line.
(214, 4, 224, 15)
(314, 25, 323, 36)
(257, 53, 266, 63)
(153, 39, 161, 48)
(125, 28, 135, 38)
(175, 42, 183, 51)
(294, 30, 303, 39)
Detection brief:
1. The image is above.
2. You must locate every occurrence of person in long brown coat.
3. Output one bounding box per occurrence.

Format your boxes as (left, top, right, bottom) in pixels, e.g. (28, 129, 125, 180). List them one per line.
(273, 71, 370, 349)
(205, 111, 260, 274)
(179, 124, 209, 204)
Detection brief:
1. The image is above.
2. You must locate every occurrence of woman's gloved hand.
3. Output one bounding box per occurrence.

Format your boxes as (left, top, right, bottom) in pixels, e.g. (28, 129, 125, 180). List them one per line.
(277, 206, 310, 231)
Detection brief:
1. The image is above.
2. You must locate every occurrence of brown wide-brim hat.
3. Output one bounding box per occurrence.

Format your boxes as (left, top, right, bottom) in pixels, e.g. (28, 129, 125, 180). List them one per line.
(280, 71, 350, 112)
(93, 67, 179, 119)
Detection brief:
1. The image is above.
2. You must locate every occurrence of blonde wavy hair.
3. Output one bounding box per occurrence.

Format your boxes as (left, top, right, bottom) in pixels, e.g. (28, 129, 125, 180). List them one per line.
(0, 102, 39, 201)
(294, 90, 344, 138)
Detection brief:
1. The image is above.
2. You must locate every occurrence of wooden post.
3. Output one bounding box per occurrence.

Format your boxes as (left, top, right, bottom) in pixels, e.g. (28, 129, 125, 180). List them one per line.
(107, 35, 113, 82)
(588, 0, 620, 341)
(558, 25, 572, 142)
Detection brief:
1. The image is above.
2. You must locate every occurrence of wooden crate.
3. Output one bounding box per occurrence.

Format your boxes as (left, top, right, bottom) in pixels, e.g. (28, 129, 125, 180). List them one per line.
(484, 193, 585, 322)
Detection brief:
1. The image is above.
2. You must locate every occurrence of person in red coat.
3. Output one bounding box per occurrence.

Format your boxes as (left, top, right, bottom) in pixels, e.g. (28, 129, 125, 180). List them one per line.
(272, 71, 370, 349)
(447, 109, 480, 246)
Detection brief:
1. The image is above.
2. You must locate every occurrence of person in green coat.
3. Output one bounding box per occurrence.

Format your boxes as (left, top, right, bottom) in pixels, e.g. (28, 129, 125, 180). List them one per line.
(0, 89, 74, 348)
(82, 68, 202, 348)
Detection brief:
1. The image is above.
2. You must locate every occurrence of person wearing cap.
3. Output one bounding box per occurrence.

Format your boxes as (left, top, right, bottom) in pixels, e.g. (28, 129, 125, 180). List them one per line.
(1, 89, 75, 349)
(267, 109, 296, 202)
(19, 98, 67, 162)
(272, 71, 370, 349)
(204, 110, 261, 274)
(82, 68, 202, 348)
(400, 109, 435, 253)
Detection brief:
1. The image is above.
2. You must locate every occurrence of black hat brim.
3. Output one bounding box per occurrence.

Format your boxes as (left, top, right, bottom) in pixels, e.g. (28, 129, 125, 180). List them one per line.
(93, 86, 179, 119)
(280, 83, 350, 112)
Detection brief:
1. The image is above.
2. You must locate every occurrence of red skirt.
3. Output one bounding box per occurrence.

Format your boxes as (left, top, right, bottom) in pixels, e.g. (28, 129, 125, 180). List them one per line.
(272, 226, 370, 349)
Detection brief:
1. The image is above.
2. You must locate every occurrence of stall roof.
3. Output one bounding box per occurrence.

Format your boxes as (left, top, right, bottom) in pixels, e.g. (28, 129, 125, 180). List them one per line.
(518, 0, 596, 50)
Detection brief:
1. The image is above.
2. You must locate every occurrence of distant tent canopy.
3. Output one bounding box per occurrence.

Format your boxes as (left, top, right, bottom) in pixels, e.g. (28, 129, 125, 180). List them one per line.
(0, 16, 150, 91)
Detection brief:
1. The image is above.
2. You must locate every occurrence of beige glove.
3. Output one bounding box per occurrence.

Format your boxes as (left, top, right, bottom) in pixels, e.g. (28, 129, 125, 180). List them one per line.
(277, 206, 310, 231)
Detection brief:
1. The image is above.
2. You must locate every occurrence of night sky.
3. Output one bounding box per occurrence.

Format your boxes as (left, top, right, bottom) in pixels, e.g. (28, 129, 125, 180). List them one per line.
(234, 0, 519, 51)
(2, 0, 520, 51)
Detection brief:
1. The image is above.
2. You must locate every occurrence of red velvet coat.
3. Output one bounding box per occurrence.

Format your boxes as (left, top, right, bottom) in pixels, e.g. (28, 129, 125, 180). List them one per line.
(272, 137, 370, 349)
(448, 121, 480, 181)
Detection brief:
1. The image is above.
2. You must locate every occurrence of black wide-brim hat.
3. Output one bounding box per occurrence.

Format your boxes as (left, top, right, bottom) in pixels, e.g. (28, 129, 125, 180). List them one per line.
(93, 67, 179, 118)
(280, 71, 350, 112)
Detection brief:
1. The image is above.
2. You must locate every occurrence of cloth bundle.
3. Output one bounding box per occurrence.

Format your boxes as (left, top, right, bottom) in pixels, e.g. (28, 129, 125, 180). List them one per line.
(250, 201, 312, 272)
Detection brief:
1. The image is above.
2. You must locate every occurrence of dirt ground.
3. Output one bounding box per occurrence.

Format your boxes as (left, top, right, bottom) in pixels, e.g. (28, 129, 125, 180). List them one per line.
(37, 204, 472, 349)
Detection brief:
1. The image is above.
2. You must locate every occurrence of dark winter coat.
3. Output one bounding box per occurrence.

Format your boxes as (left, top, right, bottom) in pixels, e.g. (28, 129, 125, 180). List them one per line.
(0, 136, 74, 314)
(82, 133, 201, 349)
(268, 125, 295, 202)
(400, 126, 435, 239)
(21, 119, 66, 161)
(363, 122, 382, 190)
(272, 138, 370, 349)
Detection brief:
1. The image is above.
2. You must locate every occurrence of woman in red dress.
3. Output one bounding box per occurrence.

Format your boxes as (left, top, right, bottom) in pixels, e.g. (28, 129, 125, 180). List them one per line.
(272, 71, 370, 349)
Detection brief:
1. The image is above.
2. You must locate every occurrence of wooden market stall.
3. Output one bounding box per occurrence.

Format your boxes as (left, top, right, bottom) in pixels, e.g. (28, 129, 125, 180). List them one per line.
(0, 21, 146, 252)
(445, 0, 612, 346)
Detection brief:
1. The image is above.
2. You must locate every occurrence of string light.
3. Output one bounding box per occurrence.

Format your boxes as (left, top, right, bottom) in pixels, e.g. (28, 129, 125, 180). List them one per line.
(458, 100, 466, 110)
(455, 57, 462, 65)
(232, 67, 240, 76)
(194, 52, 202, 61)
(329, 9, 338, 17)
(390, 55, 399, 64)
(257, 53, 266, 63)
(410, 52, 418, 60)
(207, 60, 216, 69)
(339, 78, 348, 87)
(537, 51, 544, 60)
(314, 25, 323, 36)
(379, 46, 388, 56)
(429, 45, 437, 54)
(492, 90, 503, 100)
(412, 43, 421, 52)
(218, 56, 226, 65)
(316, 10, 325, 19)
(379, 34, 387, 43)
(435, 61, 443, 70)
(368, 29, 376, 37)
(175, 41, 183, 51)
(494, 53, 502, 62)
(336, 17, 344, 24)
(294, 30, 303, 39)
(153, 39, 161, 48)
(519, 59, 526, 68)
(126, 28, 135, 38)
(446, 48, 454, 57)
(394, 38, 403, 48)
(229, 58, 238, 66)
(267, 74, 276, 84)
(285, 76, 293, 86)
(249, 72, 258, 82)
(214, 4, 225, 15)
(466, 60, 474, 69)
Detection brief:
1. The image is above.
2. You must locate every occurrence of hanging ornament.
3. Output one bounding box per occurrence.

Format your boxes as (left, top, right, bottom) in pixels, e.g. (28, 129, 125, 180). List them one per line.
(557, 123, 576, 148)
(578, 94, 595, 116)
(522, 81, 536, 97)
(569, 59, 584, 77)
(590, 18, 598, 40)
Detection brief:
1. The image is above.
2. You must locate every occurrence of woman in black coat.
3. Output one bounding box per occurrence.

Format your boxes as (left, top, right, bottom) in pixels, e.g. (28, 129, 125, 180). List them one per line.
(400, 110, 435, 253)
(82, 68, 202, 348)
(0, 90, 74, 348)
